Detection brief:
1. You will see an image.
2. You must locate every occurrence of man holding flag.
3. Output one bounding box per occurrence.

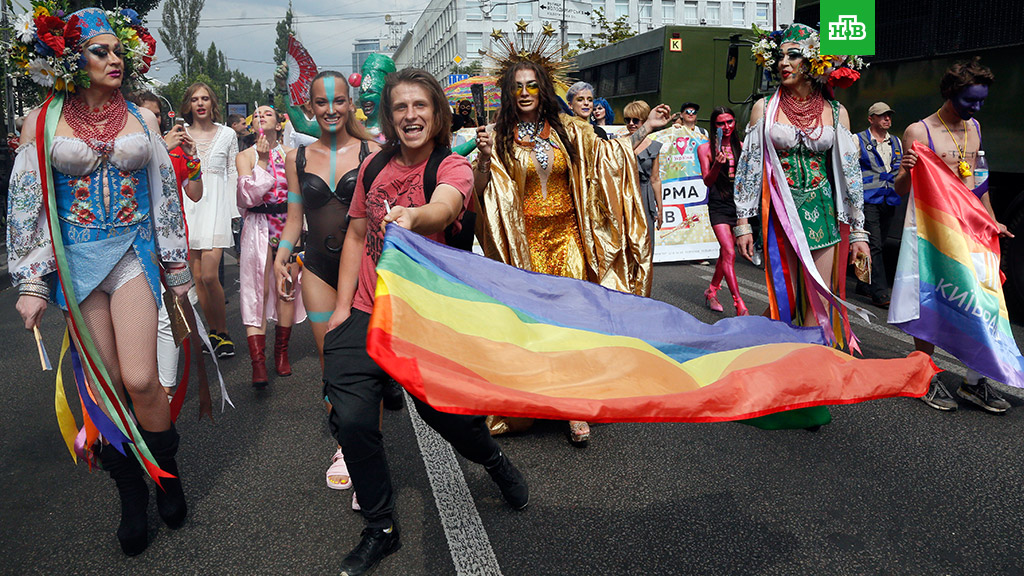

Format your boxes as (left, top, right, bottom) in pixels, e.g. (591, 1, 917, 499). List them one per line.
(892, 58, 1018, 413)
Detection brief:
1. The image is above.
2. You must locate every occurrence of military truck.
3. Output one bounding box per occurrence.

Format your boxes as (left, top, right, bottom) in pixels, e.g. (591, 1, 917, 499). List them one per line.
(574, 25, 759, 125)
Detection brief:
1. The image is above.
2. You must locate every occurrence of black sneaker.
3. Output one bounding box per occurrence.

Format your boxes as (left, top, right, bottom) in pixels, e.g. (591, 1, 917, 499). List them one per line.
(382, 380, 405, 411)
(486, 451, 529, 510)
(957, 378, 1011, 413)
(339, 524, 402, 576)
(204, 332, 221, 356)
(920, 376, 958, 411)
(215, 332, 235, 358)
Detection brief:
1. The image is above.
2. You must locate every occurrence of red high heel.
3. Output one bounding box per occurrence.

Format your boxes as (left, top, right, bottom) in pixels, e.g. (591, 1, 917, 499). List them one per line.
(704, 286, 724, 312)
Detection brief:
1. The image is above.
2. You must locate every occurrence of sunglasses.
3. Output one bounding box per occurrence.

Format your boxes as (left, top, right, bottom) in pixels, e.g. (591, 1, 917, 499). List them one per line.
(683, 109, 697, 115)
(625, 117, 641, 124)
(515, 82, 540, 96)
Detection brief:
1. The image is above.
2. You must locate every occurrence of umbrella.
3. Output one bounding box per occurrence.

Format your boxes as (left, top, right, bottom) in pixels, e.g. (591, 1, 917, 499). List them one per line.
(444, 76, 500, 112)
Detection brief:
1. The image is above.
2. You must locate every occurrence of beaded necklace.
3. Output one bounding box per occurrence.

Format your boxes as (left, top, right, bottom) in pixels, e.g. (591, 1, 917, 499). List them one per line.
(516, 121, 551, 170)
(778, 88, 826, 140)
(64, 91, 128, 157)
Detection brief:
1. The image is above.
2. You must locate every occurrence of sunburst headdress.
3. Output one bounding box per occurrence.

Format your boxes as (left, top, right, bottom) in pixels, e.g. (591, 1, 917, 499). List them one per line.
(486, 20, 573, 91)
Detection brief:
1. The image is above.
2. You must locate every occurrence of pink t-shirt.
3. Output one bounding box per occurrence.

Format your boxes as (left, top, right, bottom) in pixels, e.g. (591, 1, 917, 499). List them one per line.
(349, 149, 474, 314)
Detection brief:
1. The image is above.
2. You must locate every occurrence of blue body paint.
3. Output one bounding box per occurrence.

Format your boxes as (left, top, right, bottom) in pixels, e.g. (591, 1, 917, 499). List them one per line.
(307, 310, 334, 323)
(324, 75, 339, 193)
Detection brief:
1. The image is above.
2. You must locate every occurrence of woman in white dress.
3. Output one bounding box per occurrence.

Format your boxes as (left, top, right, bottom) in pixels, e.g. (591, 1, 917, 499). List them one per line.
(180, 82, 238, 357)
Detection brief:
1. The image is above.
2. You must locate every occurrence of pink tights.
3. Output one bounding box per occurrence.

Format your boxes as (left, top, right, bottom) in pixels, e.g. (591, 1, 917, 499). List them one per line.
(710, 223, 741, 302)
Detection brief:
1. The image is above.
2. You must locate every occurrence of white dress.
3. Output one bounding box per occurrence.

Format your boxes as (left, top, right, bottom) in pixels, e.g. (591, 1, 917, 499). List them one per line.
(184, 123, 238, 249)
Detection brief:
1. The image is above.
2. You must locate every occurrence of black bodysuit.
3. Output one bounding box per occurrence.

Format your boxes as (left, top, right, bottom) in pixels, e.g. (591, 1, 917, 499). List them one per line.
(298, 141, 370, 289)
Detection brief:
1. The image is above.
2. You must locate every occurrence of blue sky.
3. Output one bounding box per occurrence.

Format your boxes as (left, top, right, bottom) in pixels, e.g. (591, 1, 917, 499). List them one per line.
(146, 0, 430, 87)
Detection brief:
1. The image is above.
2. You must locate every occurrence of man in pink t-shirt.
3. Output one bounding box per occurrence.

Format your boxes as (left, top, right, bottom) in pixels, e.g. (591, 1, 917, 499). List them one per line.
(322, 68, 529, 576)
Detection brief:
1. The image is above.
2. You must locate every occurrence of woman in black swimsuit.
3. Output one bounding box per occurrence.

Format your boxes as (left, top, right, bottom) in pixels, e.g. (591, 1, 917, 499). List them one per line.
(275, 71, 378, 492)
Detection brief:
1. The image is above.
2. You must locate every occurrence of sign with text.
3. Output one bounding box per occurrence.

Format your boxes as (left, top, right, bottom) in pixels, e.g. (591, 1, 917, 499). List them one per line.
(539, 0, 591, 24)
(608, 125, 719, 262)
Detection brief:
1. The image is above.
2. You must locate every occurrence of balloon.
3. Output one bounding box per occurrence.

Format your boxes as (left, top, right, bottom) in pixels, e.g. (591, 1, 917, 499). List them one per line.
(348, 73, 362, 88)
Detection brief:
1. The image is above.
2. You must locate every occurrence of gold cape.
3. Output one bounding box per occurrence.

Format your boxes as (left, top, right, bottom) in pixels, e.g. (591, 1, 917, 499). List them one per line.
(475, 114, 652, 296)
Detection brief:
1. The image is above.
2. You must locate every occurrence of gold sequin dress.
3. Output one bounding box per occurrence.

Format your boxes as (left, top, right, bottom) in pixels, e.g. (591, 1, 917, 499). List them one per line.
(522, 145, 586, 279)
(475, 114, 651, 296)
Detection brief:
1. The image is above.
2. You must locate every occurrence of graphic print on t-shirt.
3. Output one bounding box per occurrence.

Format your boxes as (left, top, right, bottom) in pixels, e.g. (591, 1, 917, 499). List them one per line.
(365, 172, 424, 266)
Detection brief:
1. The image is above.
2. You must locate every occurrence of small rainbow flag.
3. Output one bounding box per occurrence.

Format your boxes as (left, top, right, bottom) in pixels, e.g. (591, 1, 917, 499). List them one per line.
(890, 142, 1024, 388)
(368, 225, 934, 424)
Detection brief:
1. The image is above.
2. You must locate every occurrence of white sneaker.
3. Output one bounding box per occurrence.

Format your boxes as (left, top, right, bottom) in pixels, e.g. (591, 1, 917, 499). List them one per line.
(352, 492, 360, 511)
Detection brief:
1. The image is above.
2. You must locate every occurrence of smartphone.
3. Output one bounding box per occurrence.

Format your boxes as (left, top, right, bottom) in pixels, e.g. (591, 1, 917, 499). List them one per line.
(174, 118, 186, 129)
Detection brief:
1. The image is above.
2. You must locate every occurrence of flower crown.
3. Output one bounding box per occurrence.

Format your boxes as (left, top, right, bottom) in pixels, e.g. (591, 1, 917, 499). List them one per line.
(750, 24, 867, 89)
(7, 2, 156, 93)
(486, 20, 572, 91)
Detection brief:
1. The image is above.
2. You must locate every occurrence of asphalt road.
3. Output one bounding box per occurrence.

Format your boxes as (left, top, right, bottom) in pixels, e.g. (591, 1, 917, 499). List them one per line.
(2, 254, 1024, 576)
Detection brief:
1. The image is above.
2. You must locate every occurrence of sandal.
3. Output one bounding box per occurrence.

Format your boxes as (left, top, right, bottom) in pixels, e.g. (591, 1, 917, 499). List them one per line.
(568, 420, 591, 445)
(326, 447, 352, 490)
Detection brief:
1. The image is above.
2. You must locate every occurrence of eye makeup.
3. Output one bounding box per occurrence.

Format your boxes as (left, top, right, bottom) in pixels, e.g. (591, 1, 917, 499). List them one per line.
(515, 82, 540, 96)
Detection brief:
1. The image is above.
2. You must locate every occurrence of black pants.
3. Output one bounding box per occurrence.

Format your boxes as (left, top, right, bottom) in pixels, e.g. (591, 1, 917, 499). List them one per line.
(857, 202, 896, 300)
(323, 309, 502, 528)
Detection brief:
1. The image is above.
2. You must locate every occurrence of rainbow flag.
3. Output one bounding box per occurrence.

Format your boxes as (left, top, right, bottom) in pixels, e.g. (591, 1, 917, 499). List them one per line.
(366, 225, 933, 424)
(889, 142, 1024, 388)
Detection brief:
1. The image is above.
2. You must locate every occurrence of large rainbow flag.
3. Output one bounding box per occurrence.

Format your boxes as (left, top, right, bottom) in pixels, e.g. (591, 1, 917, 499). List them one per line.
(889, 142, 1024, 388)
(367, 225, 934, 424)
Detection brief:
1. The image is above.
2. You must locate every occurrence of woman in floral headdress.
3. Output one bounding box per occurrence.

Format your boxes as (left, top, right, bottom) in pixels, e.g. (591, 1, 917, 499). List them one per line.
(473, 29, 671, 444)
(8, 4, 188, 556)
(733, 24, 869, 426)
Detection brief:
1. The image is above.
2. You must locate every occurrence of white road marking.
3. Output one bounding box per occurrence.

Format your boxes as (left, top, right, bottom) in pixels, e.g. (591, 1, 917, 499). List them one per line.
(407, 394, 503, 576)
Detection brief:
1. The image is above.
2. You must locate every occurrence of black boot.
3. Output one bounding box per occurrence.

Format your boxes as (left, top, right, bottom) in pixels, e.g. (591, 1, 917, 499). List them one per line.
(140, 426, 188, 529)
(98, 443, 149, 556)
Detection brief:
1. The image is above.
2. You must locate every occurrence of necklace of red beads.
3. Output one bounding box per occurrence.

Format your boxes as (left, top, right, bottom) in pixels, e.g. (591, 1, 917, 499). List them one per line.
(779, 87, 826, 140)
(64, 90, 128, 157)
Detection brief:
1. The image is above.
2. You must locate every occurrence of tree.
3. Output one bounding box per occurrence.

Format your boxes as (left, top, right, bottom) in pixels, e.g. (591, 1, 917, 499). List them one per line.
(274, 2, 295, 68)
(159, 0, 204, 79)
(576, 8, 636, 51)
(449, 60, 484, 76)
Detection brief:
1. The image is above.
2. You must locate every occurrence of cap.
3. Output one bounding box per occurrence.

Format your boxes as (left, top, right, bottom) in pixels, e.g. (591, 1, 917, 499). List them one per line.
(868, 102, 894, 116)
(680, 102, 700, 113)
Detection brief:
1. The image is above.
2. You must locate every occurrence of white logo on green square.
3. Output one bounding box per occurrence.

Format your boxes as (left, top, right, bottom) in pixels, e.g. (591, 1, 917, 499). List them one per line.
(820, 0, 874, 55)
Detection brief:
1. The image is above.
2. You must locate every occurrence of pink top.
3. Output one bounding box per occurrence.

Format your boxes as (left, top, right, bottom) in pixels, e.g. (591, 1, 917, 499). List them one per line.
(349, 150, 474, 314)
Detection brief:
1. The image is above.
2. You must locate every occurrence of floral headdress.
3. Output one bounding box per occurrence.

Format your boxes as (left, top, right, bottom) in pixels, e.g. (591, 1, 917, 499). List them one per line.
(7, 1, 156, 93)
(486, 20, 572, 91)
(750, 23, 867, 89)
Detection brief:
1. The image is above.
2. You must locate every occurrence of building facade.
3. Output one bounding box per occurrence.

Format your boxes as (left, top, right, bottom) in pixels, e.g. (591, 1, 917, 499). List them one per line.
(353, 38, 382, 73)
(393, 0, 794, 83)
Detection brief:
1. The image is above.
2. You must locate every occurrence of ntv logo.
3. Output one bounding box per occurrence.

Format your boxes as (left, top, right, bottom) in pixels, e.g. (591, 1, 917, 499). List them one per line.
(828, 15, 867, 41)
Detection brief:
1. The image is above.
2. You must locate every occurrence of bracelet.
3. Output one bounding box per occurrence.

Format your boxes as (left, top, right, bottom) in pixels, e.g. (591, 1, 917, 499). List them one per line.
(18, 278, 50, 299)
(849, 229, 870, 244)
(732, 223, 753, 238)
(476, 160, 491, 173)
(288, 191, 303, 204)
(278, 239, 294, 253)
(165, 266, 193, 287)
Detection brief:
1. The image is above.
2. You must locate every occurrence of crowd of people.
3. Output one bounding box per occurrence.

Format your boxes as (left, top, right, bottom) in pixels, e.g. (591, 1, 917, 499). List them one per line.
(5, 8, 1013, 575)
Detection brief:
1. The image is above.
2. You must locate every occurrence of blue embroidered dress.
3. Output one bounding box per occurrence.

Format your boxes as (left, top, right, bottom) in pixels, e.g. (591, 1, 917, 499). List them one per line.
(6, 103, 188, 308)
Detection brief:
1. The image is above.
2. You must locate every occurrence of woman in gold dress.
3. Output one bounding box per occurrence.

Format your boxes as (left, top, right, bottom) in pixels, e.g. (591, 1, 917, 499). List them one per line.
(473, 33, 671, 444)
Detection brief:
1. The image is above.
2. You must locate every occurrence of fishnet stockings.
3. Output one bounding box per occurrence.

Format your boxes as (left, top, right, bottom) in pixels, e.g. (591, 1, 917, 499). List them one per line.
(69, 272, 168, 431)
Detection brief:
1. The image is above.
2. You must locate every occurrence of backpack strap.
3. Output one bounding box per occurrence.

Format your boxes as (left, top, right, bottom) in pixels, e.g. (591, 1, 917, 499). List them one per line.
(422, 145, 452, 202)
(361, 146, 399, 196)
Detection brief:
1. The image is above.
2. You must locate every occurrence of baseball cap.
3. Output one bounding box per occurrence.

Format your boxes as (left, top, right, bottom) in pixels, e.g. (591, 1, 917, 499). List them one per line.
(868, 102, 894, 116)
(680, 102, 700, 113)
